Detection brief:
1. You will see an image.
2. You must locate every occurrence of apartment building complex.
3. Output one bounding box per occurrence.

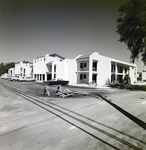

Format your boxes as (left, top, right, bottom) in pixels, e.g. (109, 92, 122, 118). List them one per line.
(15, 61, 33, 78)
(33, 52, 137, 86)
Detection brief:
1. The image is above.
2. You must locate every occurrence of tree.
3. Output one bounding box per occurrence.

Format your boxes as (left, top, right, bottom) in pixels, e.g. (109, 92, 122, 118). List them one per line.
(116, 0, 146, 64)
(0, 62, 15, 76)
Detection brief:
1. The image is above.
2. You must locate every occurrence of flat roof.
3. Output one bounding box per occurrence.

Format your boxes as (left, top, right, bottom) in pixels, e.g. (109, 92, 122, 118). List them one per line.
(49, 53, 65, 60)
(34, 56, 45, 59)
(76, 54, 90, 60)
(77, 52, 136, 67)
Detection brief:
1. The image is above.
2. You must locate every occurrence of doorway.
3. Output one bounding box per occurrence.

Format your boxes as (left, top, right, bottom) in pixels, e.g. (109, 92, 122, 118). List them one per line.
(92, 74, 97, 85)
(47, 74, 52, 81)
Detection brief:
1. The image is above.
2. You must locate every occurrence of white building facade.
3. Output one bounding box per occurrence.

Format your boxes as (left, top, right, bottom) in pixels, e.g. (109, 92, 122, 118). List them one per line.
(33, 54, 77, 83)
(76, 52, 137, 85)
(15, 61, 33, 78)
(8, 68, 15, 77)
(142, 66, 146, 81)
(33, 52, 137, 86)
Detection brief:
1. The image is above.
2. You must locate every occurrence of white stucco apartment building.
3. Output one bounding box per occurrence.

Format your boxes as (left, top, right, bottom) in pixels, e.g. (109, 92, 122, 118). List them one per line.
(76, 52, 137, 85)
(15, 61, 33, 78)
(33, 54, 77, 83)
(33, 52, 137, 86)
(8, 68, 15, 77)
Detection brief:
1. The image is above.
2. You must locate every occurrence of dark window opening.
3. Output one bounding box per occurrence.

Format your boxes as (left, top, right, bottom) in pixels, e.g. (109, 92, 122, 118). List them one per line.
(54, 65, 56, 72)
(93, 62, 97, 71)
(54, 74, 56, 79)
(80, 74, 83, 80)
(43, 74, 45, 80)
(47, 74, 52, 81)
(80, 63, 83, 68)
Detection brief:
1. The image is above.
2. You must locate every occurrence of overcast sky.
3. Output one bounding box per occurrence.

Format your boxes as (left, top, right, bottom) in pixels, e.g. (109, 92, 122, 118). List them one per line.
(0, 0, 143, 71)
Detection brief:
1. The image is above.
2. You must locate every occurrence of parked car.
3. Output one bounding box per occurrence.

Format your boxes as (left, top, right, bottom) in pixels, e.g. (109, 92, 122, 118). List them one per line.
(18, 77, 25, 82)
(43, 78, 69, 86)
(23, 77, 36, 82)
(0, 73, 9, 79)
(9, 76, 19, 81)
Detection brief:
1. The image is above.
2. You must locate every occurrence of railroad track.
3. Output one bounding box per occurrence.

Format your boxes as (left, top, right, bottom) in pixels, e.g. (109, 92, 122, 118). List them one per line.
(1, 84, 145, 150)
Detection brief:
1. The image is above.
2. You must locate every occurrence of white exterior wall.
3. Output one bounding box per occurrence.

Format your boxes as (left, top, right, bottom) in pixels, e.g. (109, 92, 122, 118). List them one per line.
(66, 59, 77, 84)
(15, 63, 21, 76)
(23, 64, 33, 78)
(89, 52, 98, 84)
(55, 59, 66, 79)
(33, 54, 67, 81)
(129, 66, 137, 83)
(142, 71, 146, 81)
(110, 59, 137, 84)
(15, 62, 33, 78)
(33, 52, 137, 86)
(76, 58, 90, 84)
(55, 59, 77, 84)
(8, 68, 15, 77)
(97, 55, 111, 86)
(76, 52, 111, 86)
(76, 52, 137, 86)
(33, 56, 46, 75)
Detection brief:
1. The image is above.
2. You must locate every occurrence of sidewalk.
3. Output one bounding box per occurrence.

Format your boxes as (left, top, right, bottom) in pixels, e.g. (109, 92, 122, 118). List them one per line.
(68, 83, 110, 89)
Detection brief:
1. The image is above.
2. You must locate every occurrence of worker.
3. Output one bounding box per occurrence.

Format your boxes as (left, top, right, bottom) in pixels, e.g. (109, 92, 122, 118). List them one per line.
(56, 85, 62, 93)
(44, 86, 50, 96)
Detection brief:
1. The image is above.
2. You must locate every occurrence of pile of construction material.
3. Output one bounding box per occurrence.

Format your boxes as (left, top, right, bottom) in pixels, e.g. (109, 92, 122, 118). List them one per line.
(44, 85, 89, 98)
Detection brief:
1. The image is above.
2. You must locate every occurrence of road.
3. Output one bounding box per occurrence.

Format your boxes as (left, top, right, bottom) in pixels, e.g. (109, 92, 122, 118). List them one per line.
(0, 79, 146, 150)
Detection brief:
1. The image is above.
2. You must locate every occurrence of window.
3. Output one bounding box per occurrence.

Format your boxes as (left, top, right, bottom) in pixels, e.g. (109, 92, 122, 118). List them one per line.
(125, 68, 127, 73)
(84, 74, 86, 78)
(43, 74, 45, 81)
(84, 63, 87, 67)
(80, 63, 83, 68)
(54, 65, 56, 72)
(111, 64, 115, 72)
(80, 74, 83, 80)
(44, 58, 45, 61)
(93, 62, 97, 71)
(54, 74, 56, 79)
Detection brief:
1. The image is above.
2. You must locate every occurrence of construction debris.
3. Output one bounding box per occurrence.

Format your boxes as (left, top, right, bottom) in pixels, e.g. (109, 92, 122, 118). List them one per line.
(43, 85, 90, 98)
(56, 85, 73, 98)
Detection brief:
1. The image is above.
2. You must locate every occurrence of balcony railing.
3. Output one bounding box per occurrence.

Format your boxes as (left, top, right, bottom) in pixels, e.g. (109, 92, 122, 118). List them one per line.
(92, 67, 97, 71)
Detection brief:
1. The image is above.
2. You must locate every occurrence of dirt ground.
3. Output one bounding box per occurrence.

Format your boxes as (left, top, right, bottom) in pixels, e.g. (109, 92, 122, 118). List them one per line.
(0, 79, 146, 150)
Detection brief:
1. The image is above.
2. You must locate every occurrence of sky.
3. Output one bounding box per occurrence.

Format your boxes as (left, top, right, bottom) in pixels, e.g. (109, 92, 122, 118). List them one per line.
(0, 0, 144, 71)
